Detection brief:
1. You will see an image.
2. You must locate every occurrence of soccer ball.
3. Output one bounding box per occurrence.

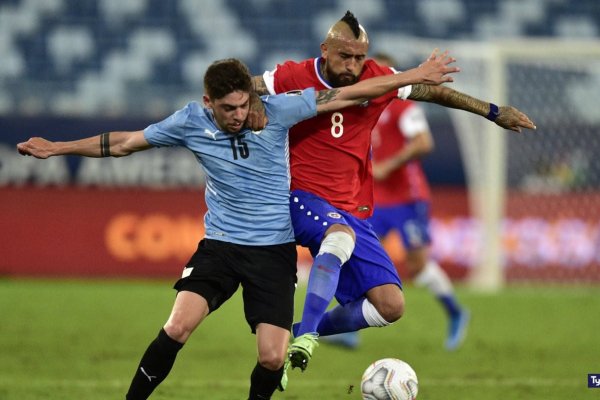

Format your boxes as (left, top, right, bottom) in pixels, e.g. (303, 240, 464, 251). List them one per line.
(360, 358, 418, 400)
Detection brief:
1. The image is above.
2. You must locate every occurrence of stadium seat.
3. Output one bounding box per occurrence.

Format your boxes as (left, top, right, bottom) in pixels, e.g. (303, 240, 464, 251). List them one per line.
(0, 0, 599, 116)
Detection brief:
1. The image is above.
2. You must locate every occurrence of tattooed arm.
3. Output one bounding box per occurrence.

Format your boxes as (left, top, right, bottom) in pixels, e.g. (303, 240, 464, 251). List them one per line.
(244, 76, 271, 131)
(252, 76, 270, 96)
(408, 84, 536, 132)
(316, 49, 458, 115)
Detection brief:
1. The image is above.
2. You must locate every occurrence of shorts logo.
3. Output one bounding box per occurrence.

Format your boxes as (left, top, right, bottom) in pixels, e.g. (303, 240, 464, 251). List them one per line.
(589, 374, 600, 388)
(285, 90, 303, 96)
(326, 212, 342, 219)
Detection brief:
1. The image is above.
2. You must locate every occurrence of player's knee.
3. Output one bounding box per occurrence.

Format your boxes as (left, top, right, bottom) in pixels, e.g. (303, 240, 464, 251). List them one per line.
(163, 320, 194, 343)
(326, 223, 356, 241)
(257, 349, 286, 371)
(369, 290, 405, 323)
(319, 225, 356, 264)
(377, 296, 405, 323)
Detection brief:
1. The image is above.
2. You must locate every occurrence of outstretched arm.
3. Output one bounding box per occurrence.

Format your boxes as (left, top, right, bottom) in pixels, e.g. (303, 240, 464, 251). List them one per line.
(315, 49, 459, 114)
(373, 130, 434, 181)
(17, 130, 151, 159)
(408, 84, 536, 132)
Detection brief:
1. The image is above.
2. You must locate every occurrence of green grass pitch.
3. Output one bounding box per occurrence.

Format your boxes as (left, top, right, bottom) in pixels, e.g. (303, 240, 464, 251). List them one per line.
(1, 279, 599, 399)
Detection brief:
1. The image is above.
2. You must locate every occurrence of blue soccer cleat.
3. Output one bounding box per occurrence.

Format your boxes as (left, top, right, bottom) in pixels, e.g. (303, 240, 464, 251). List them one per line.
(446, 308, 470, 350)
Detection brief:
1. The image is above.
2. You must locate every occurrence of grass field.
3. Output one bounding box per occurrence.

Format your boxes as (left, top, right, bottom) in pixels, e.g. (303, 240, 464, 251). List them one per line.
(1, 279, 599, 400)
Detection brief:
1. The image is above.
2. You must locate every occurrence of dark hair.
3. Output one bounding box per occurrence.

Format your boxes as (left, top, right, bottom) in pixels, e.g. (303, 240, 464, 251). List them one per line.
(204, 58, 252, 100)
(340, 10, 361, 39)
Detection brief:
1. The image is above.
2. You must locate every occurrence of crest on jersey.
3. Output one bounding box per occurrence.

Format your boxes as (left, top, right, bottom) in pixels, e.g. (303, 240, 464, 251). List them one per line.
(285, 90, 303, 96)
(327, 212, 342, 219)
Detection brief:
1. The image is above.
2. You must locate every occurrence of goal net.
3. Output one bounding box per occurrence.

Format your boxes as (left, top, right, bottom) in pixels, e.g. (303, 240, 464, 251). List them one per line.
(373, 37, 600, 290)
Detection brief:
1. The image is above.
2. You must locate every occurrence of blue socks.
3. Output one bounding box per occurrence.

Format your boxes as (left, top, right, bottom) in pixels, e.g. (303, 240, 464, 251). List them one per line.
(293, 299, 369, 337)
(439, 294, 462, 318)
(314, 299, 369, 336)
(295, 252, 342, 336)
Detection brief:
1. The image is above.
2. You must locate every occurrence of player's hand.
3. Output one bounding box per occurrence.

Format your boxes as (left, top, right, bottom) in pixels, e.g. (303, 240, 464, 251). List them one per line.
(17, 137, 55, 159)
(245, 92, 268, 131)
(496, 106, 536, 132)
(418, 49, 460, 85)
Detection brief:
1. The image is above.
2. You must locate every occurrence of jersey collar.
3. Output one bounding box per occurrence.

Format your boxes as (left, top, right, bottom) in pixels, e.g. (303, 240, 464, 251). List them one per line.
(314, 57, 333, 89)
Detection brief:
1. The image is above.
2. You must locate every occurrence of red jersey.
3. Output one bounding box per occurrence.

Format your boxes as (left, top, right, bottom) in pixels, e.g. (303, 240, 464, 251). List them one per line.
(371, 99, 431, 206)
(265, 58, 411, 218)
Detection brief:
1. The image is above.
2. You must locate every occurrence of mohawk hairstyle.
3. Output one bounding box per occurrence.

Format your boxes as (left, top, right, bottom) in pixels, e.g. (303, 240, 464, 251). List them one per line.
(340, 10, 361, 39)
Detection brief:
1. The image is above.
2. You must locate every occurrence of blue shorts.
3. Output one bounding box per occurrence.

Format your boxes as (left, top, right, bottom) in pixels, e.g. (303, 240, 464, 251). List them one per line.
(290, 189, 402, 305)
(367, 200, 432, 250)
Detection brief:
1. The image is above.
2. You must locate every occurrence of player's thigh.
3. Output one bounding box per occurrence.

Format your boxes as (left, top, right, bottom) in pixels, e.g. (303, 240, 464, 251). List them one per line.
(290, 189, 353, 253)
(405, 245, 429, 275)
(336, 216, 402, 305)
(174, 239, 241, 314)
(163, 291, 210, 342)
(255, 323, 290, 368)
(240, 242, 298, 333)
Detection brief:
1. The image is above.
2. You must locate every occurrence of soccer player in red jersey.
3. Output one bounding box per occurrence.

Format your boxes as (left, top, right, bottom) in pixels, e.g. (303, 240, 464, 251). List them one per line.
(251, 10, 535, 381)
(325, 52, 470, 352)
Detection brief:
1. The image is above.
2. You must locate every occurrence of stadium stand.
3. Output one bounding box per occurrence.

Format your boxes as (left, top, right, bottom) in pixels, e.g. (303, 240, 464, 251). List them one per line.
(0, 0, 599, 117)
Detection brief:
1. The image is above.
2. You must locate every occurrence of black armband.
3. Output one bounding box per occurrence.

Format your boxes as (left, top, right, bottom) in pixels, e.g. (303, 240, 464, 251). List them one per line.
(100, 132, 111, 157)
(486, 103, 500, 121)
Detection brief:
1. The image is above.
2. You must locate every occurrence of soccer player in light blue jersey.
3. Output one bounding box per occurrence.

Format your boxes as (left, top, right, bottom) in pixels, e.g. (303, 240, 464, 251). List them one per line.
(17, 54, 458, 399)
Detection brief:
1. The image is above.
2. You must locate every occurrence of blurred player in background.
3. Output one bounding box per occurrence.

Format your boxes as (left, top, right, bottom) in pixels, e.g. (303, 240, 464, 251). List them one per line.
(324, 53, 470, 352)
(370, 53, 469, 351)
(252, 10, 535, 379)
(17, 55, 459, 399)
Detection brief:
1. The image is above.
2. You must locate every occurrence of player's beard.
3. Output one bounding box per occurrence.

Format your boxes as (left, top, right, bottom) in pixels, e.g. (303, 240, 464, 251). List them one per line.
(324, 64, 359, 87)
(329, 71, 359, 87)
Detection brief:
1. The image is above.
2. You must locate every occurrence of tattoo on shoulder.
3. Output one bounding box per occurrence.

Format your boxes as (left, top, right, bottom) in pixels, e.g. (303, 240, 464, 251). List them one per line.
(316, 89, 340, 105)
(252, 76, 269, 95)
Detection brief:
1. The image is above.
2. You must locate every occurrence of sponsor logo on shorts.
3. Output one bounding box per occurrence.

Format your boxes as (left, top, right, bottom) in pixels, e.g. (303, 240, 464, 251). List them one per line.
(327, 212, 342, 219)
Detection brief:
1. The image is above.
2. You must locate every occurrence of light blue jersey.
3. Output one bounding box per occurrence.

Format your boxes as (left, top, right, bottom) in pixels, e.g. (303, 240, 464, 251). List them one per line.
(144, 88, 317, 245)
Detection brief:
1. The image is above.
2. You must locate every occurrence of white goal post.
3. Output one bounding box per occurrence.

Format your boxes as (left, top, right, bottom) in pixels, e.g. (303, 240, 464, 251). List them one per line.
(373, 37, 600, 291)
